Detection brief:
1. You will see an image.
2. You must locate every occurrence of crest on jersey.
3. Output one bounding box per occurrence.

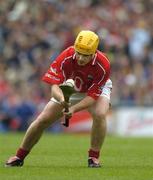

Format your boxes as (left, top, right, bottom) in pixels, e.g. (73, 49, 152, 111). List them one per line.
(87, 74, 93, 80)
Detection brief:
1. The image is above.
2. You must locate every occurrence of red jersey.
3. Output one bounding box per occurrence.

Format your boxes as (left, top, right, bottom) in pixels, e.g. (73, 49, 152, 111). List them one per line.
(42, 46, 110, 100)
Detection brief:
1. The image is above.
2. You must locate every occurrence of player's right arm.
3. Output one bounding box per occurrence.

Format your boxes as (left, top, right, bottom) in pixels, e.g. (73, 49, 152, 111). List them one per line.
(42, 47, 73, 106)
(42, 47, 73, 85)
(51, 84, 65, 103)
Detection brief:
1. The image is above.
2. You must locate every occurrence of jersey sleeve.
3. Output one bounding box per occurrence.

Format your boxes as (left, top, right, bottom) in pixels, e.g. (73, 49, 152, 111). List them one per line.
(42, 49, 68, 85)
(87, 61, 110, 100)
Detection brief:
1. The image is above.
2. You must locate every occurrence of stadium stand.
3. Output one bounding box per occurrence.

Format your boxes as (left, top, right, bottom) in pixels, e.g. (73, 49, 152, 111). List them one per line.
(0, 0, 153, 131)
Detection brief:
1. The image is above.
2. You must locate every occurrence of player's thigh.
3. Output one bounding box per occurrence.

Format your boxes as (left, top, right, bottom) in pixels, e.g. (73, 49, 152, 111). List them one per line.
(89, 96, 110, 117)
(38, 101, 63, 123)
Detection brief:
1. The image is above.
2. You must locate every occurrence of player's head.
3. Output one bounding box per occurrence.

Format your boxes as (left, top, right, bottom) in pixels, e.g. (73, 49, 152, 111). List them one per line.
(74, 30, 99, 66)
(74, 30, 99, 55)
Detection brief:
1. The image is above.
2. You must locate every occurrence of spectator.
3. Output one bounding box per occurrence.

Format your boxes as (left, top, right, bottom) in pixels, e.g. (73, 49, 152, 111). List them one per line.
(0, 0, 153, 131)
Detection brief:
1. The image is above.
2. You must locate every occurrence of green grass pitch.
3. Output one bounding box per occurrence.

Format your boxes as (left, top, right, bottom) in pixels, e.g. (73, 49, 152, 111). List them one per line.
(0, 133, 153, 180)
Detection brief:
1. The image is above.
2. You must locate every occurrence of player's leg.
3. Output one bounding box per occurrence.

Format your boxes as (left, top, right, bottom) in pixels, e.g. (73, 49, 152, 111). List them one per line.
(5, 100, 63, 167)
(90, 97, 110, 150)
(20, 101, 63, 151)
(88, 96, 110, 167)
(88, 79, 112, 167)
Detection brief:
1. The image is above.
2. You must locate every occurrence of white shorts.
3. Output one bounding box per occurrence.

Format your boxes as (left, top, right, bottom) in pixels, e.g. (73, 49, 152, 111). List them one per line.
(51, 79, 112, 105)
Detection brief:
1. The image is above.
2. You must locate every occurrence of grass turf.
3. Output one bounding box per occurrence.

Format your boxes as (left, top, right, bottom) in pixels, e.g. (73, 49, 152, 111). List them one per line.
(0, 133, 153, 180)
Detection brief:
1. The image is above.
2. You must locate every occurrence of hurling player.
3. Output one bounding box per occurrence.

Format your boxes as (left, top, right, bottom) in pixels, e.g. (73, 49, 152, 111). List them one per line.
(5, 30, 112, 168)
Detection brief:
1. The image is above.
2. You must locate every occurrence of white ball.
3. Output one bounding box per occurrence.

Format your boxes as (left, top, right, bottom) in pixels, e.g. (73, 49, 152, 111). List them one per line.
(65, 79, 75, 88)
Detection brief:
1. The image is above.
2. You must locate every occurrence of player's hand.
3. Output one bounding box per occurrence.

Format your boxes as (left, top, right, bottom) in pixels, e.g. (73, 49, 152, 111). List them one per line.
(63, 107, 74, 119)
(63, 112, 72, 119)
(60, 101, 70, 109)
(63, 110, 72, 119)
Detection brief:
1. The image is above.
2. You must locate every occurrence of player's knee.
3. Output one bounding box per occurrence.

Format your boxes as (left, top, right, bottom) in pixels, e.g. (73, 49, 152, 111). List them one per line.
(36, 115, 51, 129)
(93, 111, 106, 121)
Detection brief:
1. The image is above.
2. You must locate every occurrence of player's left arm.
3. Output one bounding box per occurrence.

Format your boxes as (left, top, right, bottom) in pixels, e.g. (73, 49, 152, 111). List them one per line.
(69, 96, 95, 115)
(87, 60, 110, 100)
(69, 73, 109, 115)
(69, 62, 110, 115)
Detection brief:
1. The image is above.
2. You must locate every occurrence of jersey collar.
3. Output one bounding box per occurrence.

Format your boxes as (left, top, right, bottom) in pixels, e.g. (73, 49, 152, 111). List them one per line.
(92, 53, 97, 65)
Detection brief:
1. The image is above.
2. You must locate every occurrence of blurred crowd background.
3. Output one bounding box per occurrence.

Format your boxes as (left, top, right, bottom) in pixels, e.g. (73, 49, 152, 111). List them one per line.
(0, 0, 153, 132)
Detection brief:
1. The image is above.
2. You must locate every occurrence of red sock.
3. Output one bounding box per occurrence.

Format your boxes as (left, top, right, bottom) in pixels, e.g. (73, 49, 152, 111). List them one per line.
(16, 148, 30, 160)
(88, 149, 100, 159)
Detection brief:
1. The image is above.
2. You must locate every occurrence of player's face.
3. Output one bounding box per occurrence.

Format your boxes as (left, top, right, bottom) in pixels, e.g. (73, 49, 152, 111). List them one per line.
(75, 51, 93, 66)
